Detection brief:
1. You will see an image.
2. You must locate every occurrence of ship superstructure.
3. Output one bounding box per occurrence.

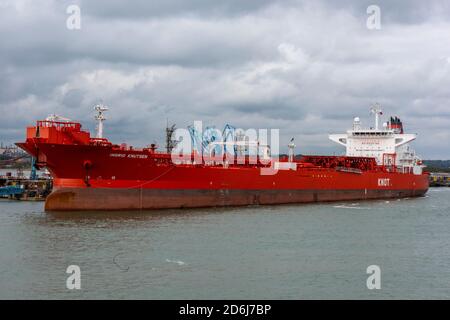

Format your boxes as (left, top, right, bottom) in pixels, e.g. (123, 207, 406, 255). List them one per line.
(329, 104, 424, 175)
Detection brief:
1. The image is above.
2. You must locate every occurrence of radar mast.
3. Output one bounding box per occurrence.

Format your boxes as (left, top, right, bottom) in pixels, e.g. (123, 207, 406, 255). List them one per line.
(94, 103, 109, 139)
(370, 103, 383, 130)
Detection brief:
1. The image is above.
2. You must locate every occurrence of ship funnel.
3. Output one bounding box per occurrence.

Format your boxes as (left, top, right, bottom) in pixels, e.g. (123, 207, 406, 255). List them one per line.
(94, 103, 109, 139)
(389, 116, 404, 134)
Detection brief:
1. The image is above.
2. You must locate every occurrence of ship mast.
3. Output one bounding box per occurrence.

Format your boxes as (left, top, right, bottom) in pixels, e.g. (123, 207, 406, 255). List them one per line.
(165, 121, 177, 153)
(94, 103, 108, 139)
(370, 103, 383, 130)
(288, 138, 295, 162)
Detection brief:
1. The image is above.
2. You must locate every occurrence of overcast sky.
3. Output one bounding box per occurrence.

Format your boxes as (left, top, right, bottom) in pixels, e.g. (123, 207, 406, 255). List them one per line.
(1, 0, 450, 158)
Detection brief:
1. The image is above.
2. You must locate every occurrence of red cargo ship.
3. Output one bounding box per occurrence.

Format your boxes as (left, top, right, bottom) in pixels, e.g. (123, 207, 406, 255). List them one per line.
(17, 105, 429, 211)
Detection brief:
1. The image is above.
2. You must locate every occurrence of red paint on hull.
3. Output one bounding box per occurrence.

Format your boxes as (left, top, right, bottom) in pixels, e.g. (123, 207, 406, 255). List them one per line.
(45, 187, 428, 211)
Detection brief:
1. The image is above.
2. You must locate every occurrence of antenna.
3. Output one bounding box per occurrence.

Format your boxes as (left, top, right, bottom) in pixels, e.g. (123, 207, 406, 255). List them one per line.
(288, 137, 295, 162)
(370, 103, 383, 130)
(165, 122, 177, 153)
(94, 103, 109, 138)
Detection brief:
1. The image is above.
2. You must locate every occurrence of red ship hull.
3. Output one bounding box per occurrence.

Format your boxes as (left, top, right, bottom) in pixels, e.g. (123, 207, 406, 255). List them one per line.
(45, 185, 427, 211)
(17, 121, 429, 211)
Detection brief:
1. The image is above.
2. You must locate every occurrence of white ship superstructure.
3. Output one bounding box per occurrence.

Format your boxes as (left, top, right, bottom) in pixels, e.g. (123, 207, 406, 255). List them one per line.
(329, 105, 424, 174)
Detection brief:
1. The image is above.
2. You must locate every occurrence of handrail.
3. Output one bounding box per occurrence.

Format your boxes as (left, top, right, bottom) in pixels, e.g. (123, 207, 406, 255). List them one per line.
(36, 120, 81, 129)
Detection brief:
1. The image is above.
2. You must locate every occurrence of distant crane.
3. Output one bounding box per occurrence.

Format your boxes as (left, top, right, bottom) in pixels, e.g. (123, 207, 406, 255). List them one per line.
(222, 124, 237, 155)
(165, 123, 178, 153)
(0, 155, 38, 180)
(186, 123, 260, 158)
(30, 157, 37, 180)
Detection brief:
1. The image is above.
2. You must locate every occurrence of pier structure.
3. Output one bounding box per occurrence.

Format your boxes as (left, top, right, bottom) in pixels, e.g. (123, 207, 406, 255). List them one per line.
(0, 156, 52, 200)
(429, 173, 450, 187)
(0, 175, 52, 200)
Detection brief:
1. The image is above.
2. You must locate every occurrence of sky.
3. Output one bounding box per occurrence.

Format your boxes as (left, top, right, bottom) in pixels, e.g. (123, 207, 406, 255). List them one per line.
(1, 0, 450, 159)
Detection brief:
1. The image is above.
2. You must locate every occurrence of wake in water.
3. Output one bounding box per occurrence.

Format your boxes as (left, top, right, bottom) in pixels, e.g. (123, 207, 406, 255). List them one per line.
(166, 259, 186, 266)
(332, 205, 371, 210)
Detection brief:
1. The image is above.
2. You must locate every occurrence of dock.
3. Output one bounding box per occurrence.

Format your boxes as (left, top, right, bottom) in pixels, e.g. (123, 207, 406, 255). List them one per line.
(429, 173, 450, 187)
(1, 153, 53, 200)
(0, 176, 52, 201)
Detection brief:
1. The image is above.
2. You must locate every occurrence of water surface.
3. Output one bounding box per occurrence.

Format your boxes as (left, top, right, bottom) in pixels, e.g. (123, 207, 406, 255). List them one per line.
(0, 188, 449, 299)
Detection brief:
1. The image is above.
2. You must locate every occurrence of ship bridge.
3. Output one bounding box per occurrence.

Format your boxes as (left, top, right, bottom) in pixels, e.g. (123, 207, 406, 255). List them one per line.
(329, 105, 423, 174)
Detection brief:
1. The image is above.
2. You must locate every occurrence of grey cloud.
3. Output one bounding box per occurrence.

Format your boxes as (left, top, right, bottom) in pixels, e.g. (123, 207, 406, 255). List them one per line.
(320, 0, 450, 24)
(62, 88, 84, 109)
(1, 0, 450, 159)
(79, 0, 450, 25)
(79, 0, 277, 19)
